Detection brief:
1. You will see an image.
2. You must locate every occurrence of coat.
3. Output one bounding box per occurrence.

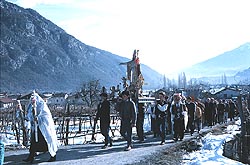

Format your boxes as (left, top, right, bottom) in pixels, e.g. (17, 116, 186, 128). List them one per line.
(27, 92, 58, 157)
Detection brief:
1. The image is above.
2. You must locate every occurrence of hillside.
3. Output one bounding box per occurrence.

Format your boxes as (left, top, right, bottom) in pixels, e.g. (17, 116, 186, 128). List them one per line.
(181, 43, 250, 78)
(234, 67, 250, 84)
(0, 0, 163, 93)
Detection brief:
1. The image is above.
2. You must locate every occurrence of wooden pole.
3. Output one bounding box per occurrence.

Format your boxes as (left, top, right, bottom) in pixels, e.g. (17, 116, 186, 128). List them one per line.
(237, 95, 249, 164)
(65, 103, 70, 145)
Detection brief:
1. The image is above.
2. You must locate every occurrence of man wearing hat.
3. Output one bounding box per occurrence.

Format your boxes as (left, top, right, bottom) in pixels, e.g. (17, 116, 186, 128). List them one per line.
(95, 93, 112, 149)
(118, 91, 136, 151)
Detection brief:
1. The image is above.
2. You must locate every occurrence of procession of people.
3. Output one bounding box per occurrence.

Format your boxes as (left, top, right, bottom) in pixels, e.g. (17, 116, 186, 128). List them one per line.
(7, 89, 242, 164)
(93, 89, 241, 150)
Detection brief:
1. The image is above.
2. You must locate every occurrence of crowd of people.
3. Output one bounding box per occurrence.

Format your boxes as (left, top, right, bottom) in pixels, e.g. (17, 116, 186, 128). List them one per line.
(95, 90, 240, 152)
(147, 92, 238, 141)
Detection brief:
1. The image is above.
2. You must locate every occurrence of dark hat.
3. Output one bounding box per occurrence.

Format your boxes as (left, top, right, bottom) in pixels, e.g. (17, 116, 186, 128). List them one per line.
(158, 91, 165, 96)
(100, 93, 108, 97)
(121, 90, 130, 96)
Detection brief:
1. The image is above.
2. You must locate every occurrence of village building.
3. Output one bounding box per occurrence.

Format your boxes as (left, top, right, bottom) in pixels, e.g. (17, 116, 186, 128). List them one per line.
(47, 93, 67, 106)
(211, 87, 241, 99)
(66, 93, 85, 105)
(0, 97, 14, 110)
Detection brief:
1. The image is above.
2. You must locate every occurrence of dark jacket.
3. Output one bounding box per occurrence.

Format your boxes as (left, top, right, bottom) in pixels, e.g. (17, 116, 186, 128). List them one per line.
(96, 100, 110, 124)
(119, 99, 136, 125)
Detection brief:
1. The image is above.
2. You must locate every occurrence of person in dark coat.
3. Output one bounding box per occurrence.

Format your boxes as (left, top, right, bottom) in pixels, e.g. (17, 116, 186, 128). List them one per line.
(95, 93, 112, 149)
(118, 91, 136, 151)
(211, 98, 218, 125)
(217, 99, 225, 124)
(165, 97, 172, 135)
(136, 103, 145, 142)
(205, 98, 213, 127)
(228, 99, 237, 121)
(186, 96, 196, 136)
(224, 100, 230, 123)
(171, 93, 186, 142)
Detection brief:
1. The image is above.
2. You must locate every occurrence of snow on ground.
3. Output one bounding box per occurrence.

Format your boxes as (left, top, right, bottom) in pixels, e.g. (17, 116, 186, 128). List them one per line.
(183, 120, 245, 165)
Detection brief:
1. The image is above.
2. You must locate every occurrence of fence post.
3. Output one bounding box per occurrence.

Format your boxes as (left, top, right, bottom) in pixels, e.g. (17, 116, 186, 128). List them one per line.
(65, 104, 70, 145)
(238, 95, 250, 164)
(78, 117, 82, 133)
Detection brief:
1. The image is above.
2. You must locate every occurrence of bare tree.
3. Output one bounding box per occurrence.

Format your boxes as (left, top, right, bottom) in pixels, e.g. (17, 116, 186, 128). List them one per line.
(178, 72, 187, 89)
(79, 80, 102, 108)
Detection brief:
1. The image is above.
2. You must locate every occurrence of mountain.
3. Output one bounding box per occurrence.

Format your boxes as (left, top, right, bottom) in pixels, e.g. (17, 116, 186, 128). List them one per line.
(0, 0, 163, 93)
(181, 43, 250, 79)
(234, 67, 250, 84)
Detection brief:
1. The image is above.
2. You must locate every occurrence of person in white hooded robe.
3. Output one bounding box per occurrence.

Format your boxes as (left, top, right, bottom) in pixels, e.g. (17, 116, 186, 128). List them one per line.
(23, 91, 58, 163)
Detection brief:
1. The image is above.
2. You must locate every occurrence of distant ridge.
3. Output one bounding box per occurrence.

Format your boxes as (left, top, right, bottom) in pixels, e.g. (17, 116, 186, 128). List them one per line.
(181, 42, 250, 78)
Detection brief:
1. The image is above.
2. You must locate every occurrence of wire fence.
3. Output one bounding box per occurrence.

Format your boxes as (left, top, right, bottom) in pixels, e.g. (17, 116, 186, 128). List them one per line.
(0, 105, 122, 147)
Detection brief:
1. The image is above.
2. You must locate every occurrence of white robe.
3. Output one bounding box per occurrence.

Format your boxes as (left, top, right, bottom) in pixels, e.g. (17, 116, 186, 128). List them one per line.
(27, 92, 58, 157)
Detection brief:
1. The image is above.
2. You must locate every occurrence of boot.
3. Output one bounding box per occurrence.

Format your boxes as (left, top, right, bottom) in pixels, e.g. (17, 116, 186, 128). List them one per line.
(124, 145, 131, 151)
(101, 145, 108, 149)
(109, 138, 113, 147)
(23, 153, 34, 163)
(47, 155, 56, 162)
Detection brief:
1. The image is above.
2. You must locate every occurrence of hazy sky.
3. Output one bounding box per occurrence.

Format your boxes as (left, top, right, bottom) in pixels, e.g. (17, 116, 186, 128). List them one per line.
(7, 0, 250, 77)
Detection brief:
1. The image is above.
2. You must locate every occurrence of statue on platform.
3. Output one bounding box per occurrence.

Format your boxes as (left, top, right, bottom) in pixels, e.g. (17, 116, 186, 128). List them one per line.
(119, 49, 144, 93)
